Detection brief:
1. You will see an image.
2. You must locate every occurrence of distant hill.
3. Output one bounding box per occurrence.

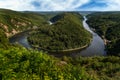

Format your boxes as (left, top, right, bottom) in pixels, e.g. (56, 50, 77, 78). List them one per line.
(79, 11, 98, 16)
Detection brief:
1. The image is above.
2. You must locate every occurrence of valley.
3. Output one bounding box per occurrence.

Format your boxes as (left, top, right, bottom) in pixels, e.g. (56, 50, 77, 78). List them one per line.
(0, 9, 120, 80)
(87, 12, 120, 56)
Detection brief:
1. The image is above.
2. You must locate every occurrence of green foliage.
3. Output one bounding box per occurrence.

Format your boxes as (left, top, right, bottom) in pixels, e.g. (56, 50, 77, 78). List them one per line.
(0, 47, 88, 80)
(70, 56, 120, 80)
(87, 12, 120, 56)
(106, 25, 120, 40)
(0, 29, 9, 48)
(28, 13, 92, 51)
(0, 47, 120, 80)
(0, 9, 119, 80)
(0, 9, 47, 36)
(0, 9, 49, 49)
(107, 39, 120, 56)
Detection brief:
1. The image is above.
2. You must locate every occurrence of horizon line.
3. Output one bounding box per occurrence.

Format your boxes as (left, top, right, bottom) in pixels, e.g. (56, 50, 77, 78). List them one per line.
(1, 8, 120, 12)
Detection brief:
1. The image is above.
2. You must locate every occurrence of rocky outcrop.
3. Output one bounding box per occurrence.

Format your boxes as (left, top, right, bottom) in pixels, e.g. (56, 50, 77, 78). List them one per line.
(0, 22, 20, 37)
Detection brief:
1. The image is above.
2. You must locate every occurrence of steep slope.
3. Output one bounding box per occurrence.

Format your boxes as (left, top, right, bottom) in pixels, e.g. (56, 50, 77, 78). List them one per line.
(0, 9, 47, 37)
(0, 9, 120, 80)
(0, 47, 120, 80)
(28, 13, 92, 52)
(0, 9, 48, 48)
(87, 12, 120, 56)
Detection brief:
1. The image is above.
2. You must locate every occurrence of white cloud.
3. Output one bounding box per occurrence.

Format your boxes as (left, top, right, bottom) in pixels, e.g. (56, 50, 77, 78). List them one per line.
(0, 0, 120, 11)
(102, 0, 120, 11)
(0, 0, 90, 11)
(85, 0, 120, 11)
(0, 0, 36, 11)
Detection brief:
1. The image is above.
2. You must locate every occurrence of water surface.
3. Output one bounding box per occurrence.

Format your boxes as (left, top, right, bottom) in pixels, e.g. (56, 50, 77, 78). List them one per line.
(77, 16, 106, 57)
(9, 16, 106, 57)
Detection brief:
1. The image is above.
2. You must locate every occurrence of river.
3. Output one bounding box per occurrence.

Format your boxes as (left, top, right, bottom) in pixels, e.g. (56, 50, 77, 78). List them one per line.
(9, 30, 31, 48)
(9, 16, 106, 57)
(76, 16, 106, 57)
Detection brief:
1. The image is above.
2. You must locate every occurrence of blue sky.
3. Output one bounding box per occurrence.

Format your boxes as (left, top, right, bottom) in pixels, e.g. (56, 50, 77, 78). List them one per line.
(79, 0, 107, 10)
(0, 0, 120, 11)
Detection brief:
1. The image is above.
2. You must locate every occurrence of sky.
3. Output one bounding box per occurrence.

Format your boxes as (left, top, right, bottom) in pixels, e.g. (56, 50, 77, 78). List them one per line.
(0, 0, 120, 11)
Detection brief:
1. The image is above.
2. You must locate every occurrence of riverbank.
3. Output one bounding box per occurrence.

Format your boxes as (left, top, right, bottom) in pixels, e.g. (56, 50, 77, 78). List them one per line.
(30, 44, 89, 54)
(79, 16, 106, 56)
(101, 36, 111, 45)
(9, 15, 106, 57)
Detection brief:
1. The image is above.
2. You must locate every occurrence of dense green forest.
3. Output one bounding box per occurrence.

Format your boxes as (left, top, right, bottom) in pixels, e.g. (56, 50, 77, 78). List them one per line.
(0, 9, 120, 79)
(0, 9, 49, 48)
(27, 13, 92, 52)
(87, 12, 120, 56)
(0, 47, 120, 80)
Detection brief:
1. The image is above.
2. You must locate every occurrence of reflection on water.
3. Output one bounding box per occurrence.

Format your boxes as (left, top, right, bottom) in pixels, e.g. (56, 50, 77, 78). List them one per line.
(77, 16, 106, 57)
(9, 31, 31, 48)
(9, 16, 106, 57)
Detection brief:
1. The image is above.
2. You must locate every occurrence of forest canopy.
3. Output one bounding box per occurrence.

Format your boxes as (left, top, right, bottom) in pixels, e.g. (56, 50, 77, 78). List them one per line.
(27, 13, 92, 52)
(87, 12, 120, 56)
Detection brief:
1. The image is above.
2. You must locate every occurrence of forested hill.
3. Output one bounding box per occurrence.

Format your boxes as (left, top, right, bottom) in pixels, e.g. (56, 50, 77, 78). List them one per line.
(0, 9, 120, 80)
(87, 12, 120, 56)
(0, 10, 92, 51)
(50, 12, 83, 23)
(0, 9, 47, 37)
(27, 13, 92, 51)
(0, 9, 49, 48)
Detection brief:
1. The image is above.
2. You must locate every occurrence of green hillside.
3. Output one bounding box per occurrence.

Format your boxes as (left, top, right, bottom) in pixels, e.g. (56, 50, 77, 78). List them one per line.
(27, 13, 92, 52)
(0, 9, 120, 80)
(0, 47, 120, 80)
(87, 12, 120, 56)
(0, 9, 47, 37)
(0, 9, 49, 48)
